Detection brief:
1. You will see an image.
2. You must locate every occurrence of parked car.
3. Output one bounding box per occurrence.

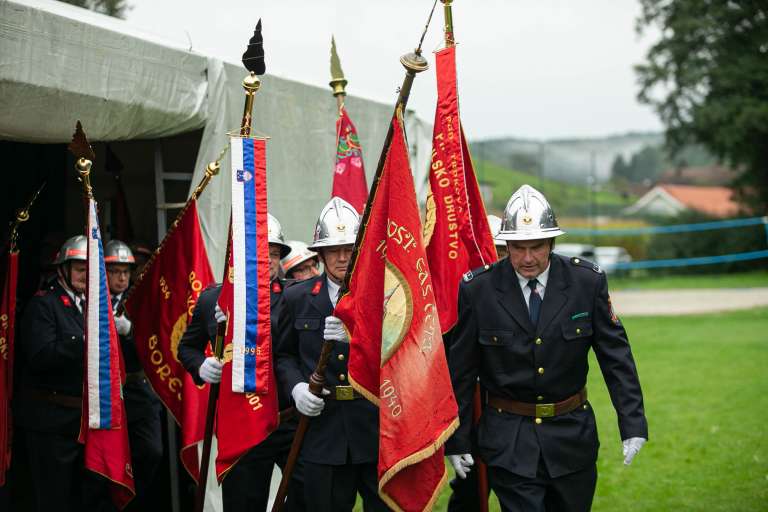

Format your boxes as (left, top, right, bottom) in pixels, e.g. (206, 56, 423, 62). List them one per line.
(553, 243, 596, 260)
(594, 246, 633, 274)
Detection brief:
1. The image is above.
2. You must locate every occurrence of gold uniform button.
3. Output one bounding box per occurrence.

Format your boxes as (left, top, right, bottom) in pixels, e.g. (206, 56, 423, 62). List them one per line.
(535, 418, 542, 425)
(538, 367, 545, 375)
(574, 258, 581, 264)
(537, 395, 544, 401)
(303, 323, 309, 329)
(583, 404, 589, 410)
(576, 328, 582, 335)
(337, 354, 345, 361)
(339, 374, 346, 381)
(535, 337, 543, 345)
(492, 336, 498, 343)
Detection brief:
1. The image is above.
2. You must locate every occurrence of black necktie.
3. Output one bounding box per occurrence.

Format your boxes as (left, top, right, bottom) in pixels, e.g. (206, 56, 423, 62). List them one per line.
(528, 279, 541, 326)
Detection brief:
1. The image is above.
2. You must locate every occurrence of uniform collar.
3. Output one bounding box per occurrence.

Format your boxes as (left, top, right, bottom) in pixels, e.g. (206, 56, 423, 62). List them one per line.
(326, 277, 341, 307)
(515, 261, 551, 290)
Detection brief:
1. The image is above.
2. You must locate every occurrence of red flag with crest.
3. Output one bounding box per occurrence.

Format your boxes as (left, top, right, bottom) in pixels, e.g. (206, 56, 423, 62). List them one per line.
(0, 250, 18, 487)
(335, 112, 458, 511)
(332, 106, 368, 213)
(124, 199, 215, 481)
(425, 45, 497, 334)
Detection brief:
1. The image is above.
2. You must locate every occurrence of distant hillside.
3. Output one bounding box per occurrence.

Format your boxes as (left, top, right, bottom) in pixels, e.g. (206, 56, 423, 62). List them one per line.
(475, 159, 635, 218)
(471, 132, 665, 185)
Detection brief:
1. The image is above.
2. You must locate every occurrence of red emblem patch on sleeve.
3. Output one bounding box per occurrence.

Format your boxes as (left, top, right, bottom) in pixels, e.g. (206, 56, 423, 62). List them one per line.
(608, 296, 620, 325)
(272, 281, 282, 294)
(60, 295, 72, 307)
(311, 281, 322, 296)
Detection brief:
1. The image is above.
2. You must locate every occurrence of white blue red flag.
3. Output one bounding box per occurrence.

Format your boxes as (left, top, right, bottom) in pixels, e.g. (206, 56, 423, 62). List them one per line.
(85, 198, 123, 429)
(220, 136, 272, 394)
(215, 136, 278, 479)
(81, 198, 135, 509)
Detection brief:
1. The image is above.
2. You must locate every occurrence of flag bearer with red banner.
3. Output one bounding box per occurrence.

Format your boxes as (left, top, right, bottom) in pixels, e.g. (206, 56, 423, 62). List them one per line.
(329, 37, 368, 214)
(276, 196, 388, 512)
(16, 124, 135, 511)
(179, 212, 305, 512)
(105, 240, 163, 509)
(423, 3, 498, 510)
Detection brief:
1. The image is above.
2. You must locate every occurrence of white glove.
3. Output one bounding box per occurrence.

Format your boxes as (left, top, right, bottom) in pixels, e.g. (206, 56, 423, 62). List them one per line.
(114, 315, 132, 336)
(291, 382, 330, 417)
(199, 357, 223, 384)
(448, 454, 474, 479)
(622, 437, 646, 465)
(214, 303, 226, 324)
(323, 316, 349, 343)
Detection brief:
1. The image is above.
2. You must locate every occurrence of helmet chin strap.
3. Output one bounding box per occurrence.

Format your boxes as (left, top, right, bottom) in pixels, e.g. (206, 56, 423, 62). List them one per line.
(57, 263, 83, 299)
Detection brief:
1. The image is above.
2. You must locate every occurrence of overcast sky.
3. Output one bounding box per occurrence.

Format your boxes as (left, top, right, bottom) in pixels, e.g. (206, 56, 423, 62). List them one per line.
(125, 0, 663, 141)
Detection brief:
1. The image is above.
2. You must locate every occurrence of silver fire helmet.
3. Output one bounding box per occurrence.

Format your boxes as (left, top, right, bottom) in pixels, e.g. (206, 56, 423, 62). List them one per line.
(104, 239, 135, 265)
(497, 184, 565, 241)
(486, 214, 507, 248)
(53, 235, 87, 265)
(308, 197, 359, 250)
(268, 213, 291, 258)
(281, 240, 319, 274)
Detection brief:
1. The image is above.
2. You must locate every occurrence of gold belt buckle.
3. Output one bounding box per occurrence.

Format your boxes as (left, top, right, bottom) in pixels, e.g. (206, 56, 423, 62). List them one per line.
(535, 403, 555, 418)
(335, 386, 355, 401)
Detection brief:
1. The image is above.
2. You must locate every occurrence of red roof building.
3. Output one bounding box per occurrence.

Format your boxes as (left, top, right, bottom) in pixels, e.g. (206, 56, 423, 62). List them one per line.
(624, 184, 741, 218)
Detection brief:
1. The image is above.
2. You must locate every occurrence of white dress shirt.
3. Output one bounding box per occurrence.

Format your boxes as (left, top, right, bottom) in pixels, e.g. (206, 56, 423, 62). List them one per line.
(515, 263, 550, 309)
(326, 277, 341, 308)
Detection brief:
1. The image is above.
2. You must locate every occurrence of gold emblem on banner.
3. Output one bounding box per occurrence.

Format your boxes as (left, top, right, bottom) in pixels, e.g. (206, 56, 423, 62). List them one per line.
(169, 313, 189, 363)
(381, 262, 413, 366)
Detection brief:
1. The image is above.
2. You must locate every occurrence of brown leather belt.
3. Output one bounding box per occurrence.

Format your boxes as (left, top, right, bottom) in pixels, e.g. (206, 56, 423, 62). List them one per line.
(324, 386, 362, 401)
(125, 371, 147, 385)
(23, 388, 82, 409)
(488, 388, 587, 418)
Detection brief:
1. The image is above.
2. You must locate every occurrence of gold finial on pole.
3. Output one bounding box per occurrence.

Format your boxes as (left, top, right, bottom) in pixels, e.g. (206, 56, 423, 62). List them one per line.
(329, 36, 348, 109)
(68, 121, 96, 199)
(240, 72, 262, 137)
(8, 181, 46, 251)
(441, 0, 455, 46)
(76, 157, 94, 199)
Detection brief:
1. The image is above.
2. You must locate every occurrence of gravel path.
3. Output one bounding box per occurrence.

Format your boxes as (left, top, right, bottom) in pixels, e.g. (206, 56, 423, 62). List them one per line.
(610, 288, 768, 316)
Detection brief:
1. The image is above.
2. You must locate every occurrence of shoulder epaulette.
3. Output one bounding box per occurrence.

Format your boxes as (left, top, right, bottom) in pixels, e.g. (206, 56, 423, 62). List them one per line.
(463, 263, 493, 282)
(570, 256, 603, 274)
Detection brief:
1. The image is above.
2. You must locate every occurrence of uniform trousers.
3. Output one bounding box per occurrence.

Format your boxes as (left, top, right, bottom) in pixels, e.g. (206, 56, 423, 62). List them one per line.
(23, 428, 115, 512)
(124, 403, 163, 510)
(447, 468, 491, 512)
(489, 459, 596, 512)
(303, 461, 388, 512)
(222, 426, 305, 512)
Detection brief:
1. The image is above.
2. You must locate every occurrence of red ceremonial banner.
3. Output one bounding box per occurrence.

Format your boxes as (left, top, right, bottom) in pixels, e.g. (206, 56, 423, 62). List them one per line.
(124, 200, 215, 481)
(0, 251, 18, 487)
(332, 106, 368, 213)
(425, 45, 497, 334)
(335, 113, 459, 512)
(215, 136, 278, 480)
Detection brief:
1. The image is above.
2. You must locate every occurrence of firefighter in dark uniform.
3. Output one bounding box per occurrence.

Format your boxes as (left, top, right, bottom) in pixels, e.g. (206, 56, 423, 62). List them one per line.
(276, 197, 387, 512)
(104, 240, 163, 509)
(446, 185, 648, 512)
(178, 213, 304, 512)
(15, 236, 114, 511)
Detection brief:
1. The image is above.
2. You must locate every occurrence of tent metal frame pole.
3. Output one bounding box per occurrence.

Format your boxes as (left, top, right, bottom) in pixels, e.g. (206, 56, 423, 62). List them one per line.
(154, 141, 182, 512)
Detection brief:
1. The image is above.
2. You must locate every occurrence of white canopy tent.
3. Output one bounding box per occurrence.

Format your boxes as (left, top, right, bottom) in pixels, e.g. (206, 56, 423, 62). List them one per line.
(0, 0, 433, 275)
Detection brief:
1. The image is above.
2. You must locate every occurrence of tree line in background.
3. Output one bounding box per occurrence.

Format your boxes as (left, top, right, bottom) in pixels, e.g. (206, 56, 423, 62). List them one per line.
(59, 0, 129, 19)
(636, 0, 768, 213)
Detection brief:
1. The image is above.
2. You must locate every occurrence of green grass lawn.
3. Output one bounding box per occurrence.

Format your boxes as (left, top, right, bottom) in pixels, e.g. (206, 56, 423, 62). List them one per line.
(608, 270, 768, 290)
(355, 307, 768, 511)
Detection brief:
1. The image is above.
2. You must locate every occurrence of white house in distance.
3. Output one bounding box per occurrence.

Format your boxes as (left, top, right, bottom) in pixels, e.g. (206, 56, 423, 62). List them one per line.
(624, 184, 741, 218)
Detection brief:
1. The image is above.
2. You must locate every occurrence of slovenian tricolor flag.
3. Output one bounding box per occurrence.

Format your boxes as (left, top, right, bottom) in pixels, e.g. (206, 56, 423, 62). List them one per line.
(85, 198, 123, 429)
(220, 136, 272, 394)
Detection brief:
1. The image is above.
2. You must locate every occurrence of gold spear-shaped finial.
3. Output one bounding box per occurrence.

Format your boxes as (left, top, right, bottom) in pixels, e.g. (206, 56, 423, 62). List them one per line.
(329, 36, 348, 103)
(68, 121, 95, 199)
